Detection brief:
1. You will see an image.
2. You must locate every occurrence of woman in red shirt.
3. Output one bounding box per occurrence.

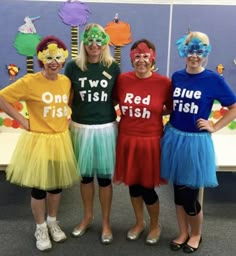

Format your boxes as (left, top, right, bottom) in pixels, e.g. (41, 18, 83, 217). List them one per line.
(114, 39, 172, 244)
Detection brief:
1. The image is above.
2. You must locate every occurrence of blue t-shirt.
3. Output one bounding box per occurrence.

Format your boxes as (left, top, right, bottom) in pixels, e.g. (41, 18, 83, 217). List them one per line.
(170, 69, 236, 132)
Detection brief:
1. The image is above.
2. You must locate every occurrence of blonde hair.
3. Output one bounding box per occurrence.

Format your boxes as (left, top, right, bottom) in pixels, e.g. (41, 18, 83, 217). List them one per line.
(185, 31, 210, 46)
(75, 23, 114, 71)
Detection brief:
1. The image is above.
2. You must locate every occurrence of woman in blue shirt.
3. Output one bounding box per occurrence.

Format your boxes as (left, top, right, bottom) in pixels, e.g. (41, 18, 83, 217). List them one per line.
(161, 31, 236, 253)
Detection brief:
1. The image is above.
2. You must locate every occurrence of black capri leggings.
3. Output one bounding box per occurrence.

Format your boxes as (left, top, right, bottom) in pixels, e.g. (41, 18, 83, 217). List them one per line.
(129, 184, 159, 205)
(81, 176, 111, 187)
(31, 188, 62, 200)
(174, 184, 201, 216)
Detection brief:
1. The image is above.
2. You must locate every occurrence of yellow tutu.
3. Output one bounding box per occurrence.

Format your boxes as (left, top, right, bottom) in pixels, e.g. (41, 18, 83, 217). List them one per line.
(6, 130, 80, 190)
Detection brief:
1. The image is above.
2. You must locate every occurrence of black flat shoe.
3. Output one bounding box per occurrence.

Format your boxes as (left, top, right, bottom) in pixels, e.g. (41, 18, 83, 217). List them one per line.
(183, 237, 202, 254)
(170, 237, 189, 251)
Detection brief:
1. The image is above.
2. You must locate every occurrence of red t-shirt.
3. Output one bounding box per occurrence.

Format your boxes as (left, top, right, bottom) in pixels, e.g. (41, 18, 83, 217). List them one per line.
(113, 71, 172, 188)
(114, 71, 172, 137)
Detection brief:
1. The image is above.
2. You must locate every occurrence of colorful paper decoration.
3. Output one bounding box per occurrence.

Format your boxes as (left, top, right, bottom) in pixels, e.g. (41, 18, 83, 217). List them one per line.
(0, 101, 28, 130)
(14, 16, 42, 73)
(210, 101, 236, 131)
(105, 13, 132, 67)
(216, 64, 224, 76)
(6, 64, 20, 80)
(58, 0, 91, 59)
(18, 16, 40, 34)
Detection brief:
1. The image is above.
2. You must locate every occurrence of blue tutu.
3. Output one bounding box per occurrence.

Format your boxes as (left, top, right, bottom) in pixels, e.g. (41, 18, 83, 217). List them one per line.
(70, 121, 117, 179)
(161, 124, 218, 188)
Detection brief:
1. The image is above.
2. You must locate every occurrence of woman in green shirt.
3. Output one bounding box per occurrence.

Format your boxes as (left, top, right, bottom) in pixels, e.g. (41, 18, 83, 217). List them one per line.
(65, 23, 120, 244)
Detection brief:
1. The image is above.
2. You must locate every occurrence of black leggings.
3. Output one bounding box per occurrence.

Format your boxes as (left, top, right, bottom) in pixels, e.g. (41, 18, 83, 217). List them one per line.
(129, 184, 159, 205)
(174, 185, 201, 216)
(31, 188, 62, 200)
(81, 176, 111, 187)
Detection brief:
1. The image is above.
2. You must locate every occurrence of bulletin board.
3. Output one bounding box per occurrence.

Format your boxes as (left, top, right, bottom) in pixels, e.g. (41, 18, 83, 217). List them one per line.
(0, 0, 170, 89)
(1, 2, 236, 89)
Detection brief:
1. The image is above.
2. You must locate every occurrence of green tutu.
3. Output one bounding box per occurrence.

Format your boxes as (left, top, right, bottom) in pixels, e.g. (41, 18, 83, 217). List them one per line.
(70, 121, 117, 179)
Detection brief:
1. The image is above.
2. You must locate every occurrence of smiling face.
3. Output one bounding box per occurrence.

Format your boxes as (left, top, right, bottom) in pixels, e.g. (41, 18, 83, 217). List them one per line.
(130, 42, 156, 78)
(132, 54, 153, 78)
(184, 38, 210, 73)
(43, 58, 64, 78)
(82, 26, 109, 63)
(185, 53, 205, 73)
(85, 42, 103, 62)
(37, 43, 68, 79)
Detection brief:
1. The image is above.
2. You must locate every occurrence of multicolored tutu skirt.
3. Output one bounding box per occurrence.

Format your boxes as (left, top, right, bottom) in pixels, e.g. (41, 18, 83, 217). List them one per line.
(161, 124, 218, 188)
(6, 130, 80, 190)
(114, 133, 166, 188)
(70, 121, 117, 179)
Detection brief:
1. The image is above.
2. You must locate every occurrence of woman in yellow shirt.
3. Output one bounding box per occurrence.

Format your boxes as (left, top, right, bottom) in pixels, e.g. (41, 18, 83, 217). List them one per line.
(0, 36, 79, 252)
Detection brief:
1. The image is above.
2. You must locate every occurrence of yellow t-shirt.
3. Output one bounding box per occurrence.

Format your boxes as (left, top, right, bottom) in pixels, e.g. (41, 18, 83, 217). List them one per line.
(0, 72, 72, 133)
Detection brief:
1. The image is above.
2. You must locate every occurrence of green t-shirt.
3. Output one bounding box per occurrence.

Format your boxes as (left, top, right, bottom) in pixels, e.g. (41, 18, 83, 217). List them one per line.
(65, 61, 120, 124)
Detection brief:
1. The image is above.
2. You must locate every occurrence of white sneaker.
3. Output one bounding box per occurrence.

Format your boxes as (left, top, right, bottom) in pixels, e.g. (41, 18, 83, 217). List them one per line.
(48, 221, 67, 242)
(34, 226, 52, 251)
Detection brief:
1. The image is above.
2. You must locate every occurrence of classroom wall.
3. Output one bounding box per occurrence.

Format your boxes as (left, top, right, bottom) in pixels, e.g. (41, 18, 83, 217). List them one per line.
(1, 0, 236, 92)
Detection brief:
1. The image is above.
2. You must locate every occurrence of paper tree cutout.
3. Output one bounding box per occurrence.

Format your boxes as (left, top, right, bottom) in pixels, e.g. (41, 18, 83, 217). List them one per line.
(14, 16, 42, 73)
(58, 0, 91, 59)
(105, 13, 132, 67)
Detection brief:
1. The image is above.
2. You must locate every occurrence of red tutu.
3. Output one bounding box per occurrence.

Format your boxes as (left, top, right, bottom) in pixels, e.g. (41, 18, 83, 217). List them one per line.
(114, 133, 167, 188)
